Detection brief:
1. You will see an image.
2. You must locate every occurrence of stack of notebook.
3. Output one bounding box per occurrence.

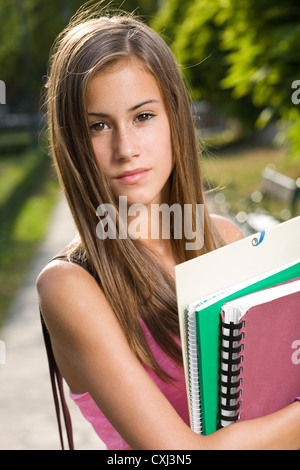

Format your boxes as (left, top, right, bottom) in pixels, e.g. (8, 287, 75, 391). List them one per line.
(175, 216, 300, 436)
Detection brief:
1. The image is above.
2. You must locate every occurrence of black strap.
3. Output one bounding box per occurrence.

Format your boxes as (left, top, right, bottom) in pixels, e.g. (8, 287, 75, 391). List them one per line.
(40, 254, 98, 450)
(41, 312, 74, 450)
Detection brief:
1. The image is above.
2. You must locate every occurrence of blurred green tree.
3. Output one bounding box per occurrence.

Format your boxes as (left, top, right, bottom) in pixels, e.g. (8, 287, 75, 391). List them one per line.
(0, 0, 158, 114)
(152, 0, 260, 133)
(152, 0, 300, 159)
(221, 0, 300, 159)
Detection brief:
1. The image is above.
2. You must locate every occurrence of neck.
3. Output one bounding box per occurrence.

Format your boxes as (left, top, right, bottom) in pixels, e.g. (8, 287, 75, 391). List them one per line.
(125, 201, 179, 277)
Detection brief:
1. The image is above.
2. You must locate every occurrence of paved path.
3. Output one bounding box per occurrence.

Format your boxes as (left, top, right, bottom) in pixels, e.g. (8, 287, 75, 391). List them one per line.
(0, 194, 105, 450)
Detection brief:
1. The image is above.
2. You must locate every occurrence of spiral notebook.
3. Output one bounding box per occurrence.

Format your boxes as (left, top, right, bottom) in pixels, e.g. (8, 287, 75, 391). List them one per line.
(186, 259, 300, 435)
(175, 216, 300, 436)
(220, 277, 300, 426)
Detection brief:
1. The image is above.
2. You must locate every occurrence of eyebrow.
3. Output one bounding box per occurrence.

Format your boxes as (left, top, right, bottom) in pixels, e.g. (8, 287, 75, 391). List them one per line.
(87, 99, 160, 117)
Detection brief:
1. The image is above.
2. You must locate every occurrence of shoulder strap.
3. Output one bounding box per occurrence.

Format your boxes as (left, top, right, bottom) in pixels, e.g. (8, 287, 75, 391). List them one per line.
(40, 311, 74, 450)
(40, 254, 99, 450)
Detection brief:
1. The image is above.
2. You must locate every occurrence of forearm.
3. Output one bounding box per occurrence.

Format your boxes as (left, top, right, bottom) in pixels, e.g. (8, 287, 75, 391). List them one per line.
(205, 402, 300, 450)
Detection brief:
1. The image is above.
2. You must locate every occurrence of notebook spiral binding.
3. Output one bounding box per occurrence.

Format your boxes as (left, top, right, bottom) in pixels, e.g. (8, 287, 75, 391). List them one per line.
(186, 310, 203, 435)
(219, 319, 245, 427)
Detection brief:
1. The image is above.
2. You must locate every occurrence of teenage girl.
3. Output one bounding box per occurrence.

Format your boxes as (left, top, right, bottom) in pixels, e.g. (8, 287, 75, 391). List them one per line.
(37, 7, 300, 450)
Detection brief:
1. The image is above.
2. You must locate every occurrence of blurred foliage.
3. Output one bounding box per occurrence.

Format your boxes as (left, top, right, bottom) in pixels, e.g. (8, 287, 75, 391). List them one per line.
(0, 0, 159, 113)
(1, 0, 300, 158)
(202, 143, 300, 222)
(0, 140, 59, 325)
(152, 0, 300, 160)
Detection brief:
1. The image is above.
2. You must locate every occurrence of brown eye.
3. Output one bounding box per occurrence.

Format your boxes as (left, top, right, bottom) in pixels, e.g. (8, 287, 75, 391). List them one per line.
(89, 121, 108, 133)
(136, 112, 154, 122)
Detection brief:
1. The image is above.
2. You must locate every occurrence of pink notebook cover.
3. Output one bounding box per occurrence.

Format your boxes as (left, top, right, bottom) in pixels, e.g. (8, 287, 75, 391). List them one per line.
(220, 281, 300, 422)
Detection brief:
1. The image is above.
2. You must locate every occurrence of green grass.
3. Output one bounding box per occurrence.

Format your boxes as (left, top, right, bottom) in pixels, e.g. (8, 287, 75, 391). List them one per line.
(201, 141, 300, 221)
(0, 128, 31, 154)
(0, 152, 40, 205)
(0, 144, 59, 326)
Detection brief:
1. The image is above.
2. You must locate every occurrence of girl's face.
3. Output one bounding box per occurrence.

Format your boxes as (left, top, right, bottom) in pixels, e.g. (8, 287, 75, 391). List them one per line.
(86, 58, 174, 207)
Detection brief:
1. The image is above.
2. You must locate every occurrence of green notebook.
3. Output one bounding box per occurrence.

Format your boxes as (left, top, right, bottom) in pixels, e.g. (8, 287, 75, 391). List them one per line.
(187, 259, 300, 435)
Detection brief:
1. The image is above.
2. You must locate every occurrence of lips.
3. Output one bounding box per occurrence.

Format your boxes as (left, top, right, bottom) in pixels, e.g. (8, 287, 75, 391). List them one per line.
(114, 168, 150, 184)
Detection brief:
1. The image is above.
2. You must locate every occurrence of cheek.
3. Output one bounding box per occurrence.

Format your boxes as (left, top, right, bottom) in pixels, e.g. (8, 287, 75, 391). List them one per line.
(150, 119, 173, 160)
(160, 124, 173, 170)
(92, 139, 110, 172)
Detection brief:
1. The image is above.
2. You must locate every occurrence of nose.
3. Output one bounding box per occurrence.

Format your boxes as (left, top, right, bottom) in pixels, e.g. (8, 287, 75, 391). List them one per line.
(113, 126, 140, 161)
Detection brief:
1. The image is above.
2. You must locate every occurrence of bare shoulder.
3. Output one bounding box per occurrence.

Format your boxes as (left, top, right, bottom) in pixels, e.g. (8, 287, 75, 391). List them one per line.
(211, 213, 244, 245)
(36, 259, 107, 326)
(37, 259, 96, 303)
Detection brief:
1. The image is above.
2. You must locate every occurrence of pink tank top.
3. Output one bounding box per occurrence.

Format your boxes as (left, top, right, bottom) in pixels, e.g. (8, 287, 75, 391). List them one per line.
(70, 321, 189, 450)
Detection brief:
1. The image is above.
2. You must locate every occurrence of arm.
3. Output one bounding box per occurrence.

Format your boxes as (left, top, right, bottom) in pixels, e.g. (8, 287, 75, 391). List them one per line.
(37, 261, 300, 450)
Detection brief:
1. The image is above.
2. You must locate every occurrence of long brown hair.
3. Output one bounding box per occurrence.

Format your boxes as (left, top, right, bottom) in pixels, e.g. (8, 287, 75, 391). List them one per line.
(45, 6, 224, 380)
